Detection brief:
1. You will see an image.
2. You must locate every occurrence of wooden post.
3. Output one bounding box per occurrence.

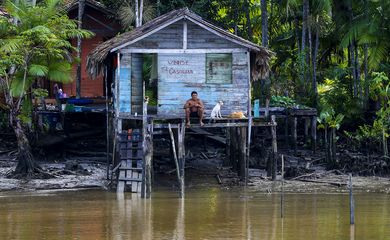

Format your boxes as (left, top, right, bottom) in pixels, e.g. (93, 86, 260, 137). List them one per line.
(271, 115, 278, 181)
(304, 117, 310, 145)
(311, 116, 317, 153)
(281, 154, 284, 218)
(116, 119, 125, 193)
(230, 127, 238, 171)
(224, 127, 231, 167)
(146, 121, 153, 198)
(178, 122, 186, 198)
(247, 117, 252, 157)
(168, 123, 182, 198)
(238, 126, 247, 181)
(284, 115, 289, 146)
(292, 117, 297, 155)
(142, 95, 153, 198)
(265, 99, 270, 118)
(141, 95, 150, 198)
(349, 174, 355, 225)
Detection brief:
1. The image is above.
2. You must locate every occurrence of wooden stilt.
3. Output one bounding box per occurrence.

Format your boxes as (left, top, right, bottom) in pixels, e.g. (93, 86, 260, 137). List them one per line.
(116, 119, 125, 193)
(238, 126, 247, 181)
(293, 117, 297, 155)
(311, 116, 317, 153)
(168, 123, 183, 197)
(224, 126, 231, 167)
(304, 117, 310, 144)
(246, 117, 252, 185)
(284, 116, 289, 146)
(145, 121, 153, 198)
(271, 115, 278, 181)
(178, 122, 186, 198)
(230, 127, 238, 171)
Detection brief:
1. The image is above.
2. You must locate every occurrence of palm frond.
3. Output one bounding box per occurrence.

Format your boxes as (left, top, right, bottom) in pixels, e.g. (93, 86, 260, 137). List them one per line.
(28, 64, 48, 77)
(369, 44, 387, 69)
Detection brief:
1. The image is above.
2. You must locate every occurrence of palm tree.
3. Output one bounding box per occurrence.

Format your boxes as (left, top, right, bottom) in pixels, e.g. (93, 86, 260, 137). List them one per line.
(261, 0, 268, 47)
(76, 0, 85, 98)
(118, 0, 155, 29)
(0, 0, 92, 175)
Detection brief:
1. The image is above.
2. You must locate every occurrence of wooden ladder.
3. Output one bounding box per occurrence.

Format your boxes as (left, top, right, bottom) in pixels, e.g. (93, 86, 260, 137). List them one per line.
(117, 129, 144, 193)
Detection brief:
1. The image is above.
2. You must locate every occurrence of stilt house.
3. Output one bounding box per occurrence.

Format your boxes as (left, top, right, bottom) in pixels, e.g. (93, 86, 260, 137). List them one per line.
(88, 8, 272, 118)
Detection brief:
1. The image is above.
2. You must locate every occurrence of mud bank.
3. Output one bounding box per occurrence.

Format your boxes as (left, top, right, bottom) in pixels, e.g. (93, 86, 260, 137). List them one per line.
(0, 160, 109, 192)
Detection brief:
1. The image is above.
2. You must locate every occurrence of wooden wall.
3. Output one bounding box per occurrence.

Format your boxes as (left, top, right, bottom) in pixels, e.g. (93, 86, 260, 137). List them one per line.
(157, 52, 249, 116)
(117, 19, 250, 117)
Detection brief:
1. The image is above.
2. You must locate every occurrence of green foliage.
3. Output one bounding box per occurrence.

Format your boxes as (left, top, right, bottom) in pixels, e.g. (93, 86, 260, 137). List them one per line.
(0, 0, 93, 113)
(0, 0, 93, 144)
(32, 88, 48, 98)
(270, 95, 297, 108)
(317, 107, 344, 130)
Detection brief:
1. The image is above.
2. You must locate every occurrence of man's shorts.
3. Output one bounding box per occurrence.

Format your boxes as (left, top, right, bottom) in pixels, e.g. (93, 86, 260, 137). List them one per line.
(190, 111, 199, 118)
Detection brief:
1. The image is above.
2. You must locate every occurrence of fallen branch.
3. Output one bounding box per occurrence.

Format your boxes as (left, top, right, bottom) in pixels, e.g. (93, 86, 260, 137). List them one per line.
(290, 170, 336, 180)
(294, 178, 347, 187)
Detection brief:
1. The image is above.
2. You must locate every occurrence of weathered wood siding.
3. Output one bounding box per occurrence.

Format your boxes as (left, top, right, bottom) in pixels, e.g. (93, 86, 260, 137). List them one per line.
(131, 53, 143, 114)
(158, 52, 249, 116)
(124, 22, 183, 49)
(118, 54, 131, 113)
(117, 19, 250, 117)
(187, 21, 241, 49)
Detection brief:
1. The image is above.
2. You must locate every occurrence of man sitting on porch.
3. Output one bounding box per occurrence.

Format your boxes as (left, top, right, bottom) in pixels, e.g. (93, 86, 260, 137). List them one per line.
(184, 91, 204, 127)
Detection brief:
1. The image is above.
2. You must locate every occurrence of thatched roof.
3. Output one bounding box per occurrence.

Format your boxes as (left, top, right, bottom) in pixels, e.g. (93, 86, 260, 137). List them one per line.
(0, 7, 9, 17)
(87, 8, 274, 80)
(64, 0, 113, 15)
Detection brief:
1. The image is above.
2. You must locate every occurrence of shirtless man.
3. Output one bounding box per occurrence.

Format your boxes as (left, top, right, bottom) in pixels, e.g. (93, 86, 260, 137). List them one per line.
(183, 91, 204, 127)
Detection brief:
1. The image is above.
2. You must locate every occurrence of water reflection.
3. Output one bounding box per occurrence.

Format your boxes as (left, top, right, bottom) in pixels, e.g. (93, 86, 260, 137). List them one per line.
(0, 190, 389, 239)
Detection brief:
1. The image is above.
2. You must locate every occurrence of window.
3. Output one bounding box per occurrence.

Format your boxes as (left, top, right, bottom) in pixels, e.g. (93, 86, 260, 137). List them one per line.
(206, 53, 232, 84)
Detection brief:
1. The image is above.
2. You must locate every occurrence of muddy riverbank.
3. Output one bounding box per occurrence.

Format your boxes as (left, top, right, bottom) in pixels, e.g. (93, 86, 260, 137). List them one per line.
(1, 158, 390, 194)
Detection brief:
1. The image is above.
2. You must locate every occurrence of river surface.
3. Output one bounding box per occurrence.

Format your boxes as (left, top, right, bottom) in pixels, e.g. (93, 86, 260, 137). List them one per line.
(0, 188, 389, 240)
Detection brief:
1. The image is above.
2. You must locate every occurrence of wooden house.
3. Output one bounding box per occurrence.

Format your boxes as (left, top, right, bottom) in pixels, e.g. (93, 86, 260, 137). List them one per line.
(88, 8, 272, 118)
(61, 0, 121, 98)
(86, 8, 275, 196)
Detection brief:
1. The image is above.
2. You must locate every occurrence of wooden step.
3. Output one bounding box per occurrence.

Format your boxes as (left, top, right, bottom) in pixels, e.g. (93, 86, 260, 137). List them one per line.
(119, 146, 143, 150)
(118, 140, 142, 143)
(118, 177, 142, 182)
(119, 167, 143, 171)
(120, 157, 143, 160)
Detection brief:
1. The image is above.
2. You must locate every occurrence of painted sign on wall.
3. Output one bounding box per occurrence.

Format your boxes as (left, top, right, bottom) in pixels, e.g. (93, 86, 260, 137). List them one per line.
(158, 53, 205, 83)
(206, 53, 232, 84)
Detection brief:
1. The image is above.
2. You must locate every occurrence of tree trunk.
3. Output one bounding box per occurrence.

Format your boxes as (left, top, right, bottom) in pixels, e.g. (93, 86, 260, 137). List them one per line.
(363, 0, 369, 106)
(331, 128, 336, 166)
(312, 18, 319, 107)
(244, 0, 252, 41)
(13, 114, 36, 175)
(363, 43, 369, 104)
(308, 19, 313, 91)
(324, 127, 329, 163)
(233, 1, 238, 35)
(350, 43, 357, 97)
(354, 42, 361, 98)
(301, 0, 309, 83)
(76, 0, 85, 99)
(135, 0, 140, 27)
(261, 0, 268, 47)
(139, 0, 144, 26)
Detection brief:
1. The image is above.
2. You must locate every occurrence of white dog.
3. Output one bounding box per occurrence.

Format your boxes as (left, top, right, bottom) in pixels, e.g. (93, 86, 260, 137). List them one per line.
(210, 101, 224, 119)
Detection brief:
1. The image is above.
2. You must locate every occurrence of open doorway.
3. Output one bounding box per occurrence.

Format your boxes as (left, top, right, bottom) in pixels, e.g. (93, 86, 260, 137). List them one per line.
(142, 53, 158, 115)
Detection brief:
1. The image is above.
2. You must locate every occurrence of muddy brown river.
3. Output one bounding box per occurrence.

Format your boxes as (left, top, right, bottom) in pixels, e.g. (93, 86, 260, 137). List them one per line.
(0, 188, 389, 239)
